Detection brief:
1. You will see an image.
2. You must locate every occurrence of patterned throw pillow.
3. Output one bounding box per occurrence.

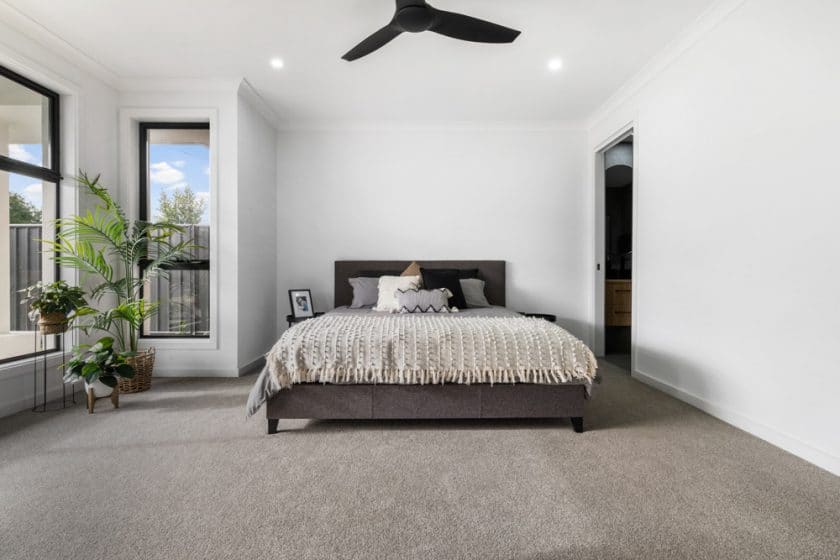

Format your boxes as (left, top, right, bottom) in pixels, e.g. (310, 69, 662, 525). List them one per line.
(374, 276, 422, 312)
(397, 288, 455, 313)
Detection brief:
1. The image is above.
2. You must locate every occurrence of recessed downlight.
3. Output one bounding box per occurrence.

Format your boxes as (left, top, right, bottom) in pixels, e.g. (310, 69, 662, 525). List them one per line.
(270, 57, 285, 69)
(547, 58, 564, 72)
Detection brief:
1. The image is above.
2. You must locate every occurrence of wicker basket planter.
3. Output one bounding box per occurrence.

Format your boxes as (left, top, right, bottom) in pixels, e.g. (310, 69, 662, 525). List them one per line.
(118, 348, 156, 393)
(38, 312, 69, 334)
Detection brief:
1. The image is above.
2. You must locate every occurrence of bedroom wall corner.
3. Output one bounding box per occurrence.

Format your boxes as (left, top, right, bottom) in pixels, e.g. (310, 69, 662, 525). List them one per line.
(236, 82, 279, 374)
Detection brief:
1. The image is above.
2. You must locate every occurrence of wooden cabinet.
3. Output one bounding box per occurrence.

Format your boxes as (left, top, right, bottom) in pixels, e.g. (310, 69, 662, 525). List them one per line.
(605, 280, 632, 327)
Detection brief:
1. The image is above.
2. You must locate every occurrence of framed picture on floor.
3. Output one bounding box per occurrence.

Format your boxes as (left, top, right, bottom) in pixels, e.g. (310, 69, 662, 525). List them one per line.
(289, 289, 315, 319)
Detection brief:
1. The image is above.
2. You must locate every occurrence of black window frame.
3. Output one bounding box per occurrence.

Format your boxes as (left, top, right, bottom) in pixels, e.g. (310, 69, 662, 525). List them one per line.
(138, 122, 211, 339)
(0, 64, 61, 364)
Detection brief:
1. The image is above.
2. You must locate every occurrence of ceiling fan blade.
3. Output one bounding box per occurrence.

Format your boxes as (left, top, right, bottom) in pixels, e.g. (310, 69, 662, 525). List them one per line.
(396, 0, 427, 8)
(430, 10, 520, 43)
(342, 25, 403, 61)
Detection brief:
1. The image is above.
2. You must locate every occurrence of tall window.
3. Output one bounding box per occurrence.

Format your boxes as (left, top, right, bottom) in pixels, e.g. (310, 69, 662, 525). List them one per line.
(0, 65, 59, 362)
(139, 123, 210, 338)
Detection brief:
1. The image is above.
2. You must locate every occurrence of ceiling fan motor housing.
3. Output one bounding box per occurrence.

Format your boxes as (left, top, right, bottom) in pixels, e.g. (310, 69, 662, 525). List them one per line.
(396, 5, 435, 32)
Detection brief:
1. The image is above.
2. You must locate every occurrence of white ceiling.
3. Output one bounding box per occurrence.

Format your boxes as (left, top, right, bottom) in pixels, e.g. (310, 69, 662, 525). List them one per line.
(3, 0, 717, 125)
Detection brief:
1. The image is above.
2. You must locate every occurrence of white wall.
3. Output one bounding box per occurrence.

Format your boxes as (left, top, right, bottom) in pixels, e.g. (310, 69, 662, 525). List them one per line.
(588, 0, 840, 474)
(237, 86, 278, 372)
(0, 18, 118, 417)
(276, 126, 590, 339)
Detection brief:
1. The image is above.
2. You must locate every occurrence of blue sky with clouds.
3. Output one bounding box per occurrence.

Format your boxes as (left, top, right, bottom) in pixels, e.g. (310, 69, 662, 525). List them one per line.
(6, 143, 210, 224)
(8, 144, 44, 219)
(148, 143, 211, 224)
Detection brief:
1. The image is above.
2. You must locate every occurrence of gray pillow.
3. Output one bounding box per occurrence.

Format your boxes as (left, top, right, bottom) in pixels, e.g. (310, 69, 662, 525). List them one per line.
(459, 278, 491, 308)
(397, 288, 453, 313)
(348, 277, 380, 308)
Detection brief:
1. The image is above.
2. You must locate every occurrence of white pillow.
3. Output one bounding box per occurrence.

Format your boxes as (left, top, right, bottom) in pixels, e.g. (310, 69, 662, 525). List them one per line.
(374, 275, 421, 312)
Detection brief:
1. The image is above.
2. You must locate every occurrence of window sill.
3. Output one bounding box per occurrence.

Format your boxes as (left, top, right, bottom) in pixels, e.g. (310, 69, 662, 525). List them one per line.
(0, 350, 66, 381)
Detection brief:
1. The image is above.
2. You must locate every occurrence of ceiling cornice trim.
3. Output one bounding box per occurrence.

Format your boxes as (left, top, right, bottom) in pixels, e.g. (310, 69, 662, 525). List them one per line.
(237, 78, 281, 130)
(585, 0, 748, 130)
(118, 77, 242, 93)
(276, 119, 587, 133)
(0, 0, 120, 87)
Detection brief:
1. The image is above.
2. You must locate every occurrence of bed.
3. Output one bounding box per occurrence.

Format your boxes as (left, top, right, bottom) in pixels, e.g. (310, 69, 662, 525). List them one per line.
(247, 261, 597, 434)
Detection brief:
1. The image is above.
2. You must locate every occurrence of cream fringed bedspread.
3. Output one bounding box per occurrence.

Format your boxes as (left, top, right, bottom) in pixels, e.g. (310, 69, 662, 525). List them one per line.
(247, 311, 597, 417)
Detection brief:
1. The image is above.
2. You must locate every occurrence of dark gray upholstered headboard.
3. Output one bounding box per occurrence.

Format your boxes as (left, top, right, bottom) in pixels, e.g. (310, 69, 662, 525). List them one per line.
(335, 261, 506, 308)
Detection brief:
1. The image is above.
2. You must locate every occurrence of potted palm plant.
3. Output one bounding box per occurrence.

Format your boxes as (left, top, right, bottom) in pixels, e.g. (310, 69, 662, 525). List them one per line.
(45, 172, 194, 393)
(19, 280, 88, 334)
(64, 336, 134, 413)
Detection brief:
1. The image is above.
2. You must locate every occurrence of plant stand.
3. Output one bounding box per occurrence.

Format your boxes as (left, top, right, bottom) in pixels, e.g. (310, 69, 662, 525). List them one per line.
(31, 329, 77, 413)
(86, 384, 119, 414)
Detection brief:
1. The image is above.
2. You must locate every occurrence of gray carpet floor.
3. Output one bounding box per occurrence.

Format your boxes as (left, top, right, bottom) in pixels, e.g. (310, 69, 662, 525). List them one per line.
(1, 362, 837, 560)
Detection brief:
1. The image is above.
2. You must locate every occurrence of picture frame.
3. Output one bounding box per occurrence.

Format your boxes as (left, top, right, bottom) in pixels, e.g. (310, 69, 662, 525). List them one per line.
(288, 289, 315, 319)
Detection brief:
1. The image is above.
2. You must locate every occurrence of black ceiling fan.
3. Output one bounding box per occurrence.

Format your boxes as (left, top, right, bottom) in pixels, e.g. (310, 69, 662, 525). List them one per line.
(342, 0, 521, 61)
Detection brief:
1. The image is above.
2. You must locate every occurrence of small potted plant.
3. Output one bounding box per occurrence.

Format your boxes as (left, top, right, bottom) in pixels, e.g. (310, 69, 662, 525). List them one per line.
(19, 280, 88, 334)
(64, 337, 135, 413)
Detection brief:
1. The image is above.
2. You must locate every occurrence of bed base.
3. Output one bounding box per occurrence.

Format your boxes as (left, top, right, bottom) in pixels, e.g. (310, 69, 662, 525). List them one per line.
(266, 383, 586, 434)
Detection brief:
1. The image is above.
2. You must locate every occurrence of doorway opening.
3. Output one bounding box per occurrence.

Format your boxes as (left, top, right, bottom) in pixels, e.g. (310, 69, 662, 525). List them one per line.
(594, 129, 634, 372)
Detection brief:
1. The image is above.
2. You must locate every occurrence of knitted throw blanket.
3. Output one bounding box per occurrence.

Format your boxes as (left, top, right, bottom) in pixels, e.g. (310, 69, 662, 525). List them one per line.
(266, 314, 597, 390)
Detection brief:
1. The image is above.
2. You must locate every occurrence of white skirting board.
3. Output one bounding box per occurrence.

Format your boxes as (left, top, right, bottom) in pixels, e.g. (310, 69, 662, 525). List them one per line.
(150, 368, 240, 378)
(238, 355, 266, 376)
(632, 369, 840, 476)
(151, 355, 265, 378)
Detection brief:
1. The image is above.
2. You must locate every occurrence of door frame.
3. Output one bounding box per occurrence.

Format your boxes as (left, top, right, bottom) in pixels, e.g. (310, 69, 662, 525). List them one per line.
(593, 122, 638, 370)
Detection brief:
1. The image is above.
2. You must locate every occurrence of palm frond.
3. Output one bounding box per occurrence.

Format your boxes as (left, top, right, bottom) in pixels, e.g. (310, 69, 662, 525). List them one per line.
(54, 208, 126, 252)
(47, 238, 114, 284)
(143, 239, 197, 282)
(89, 279, 127, 302)
(75, 172, 128, 229)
